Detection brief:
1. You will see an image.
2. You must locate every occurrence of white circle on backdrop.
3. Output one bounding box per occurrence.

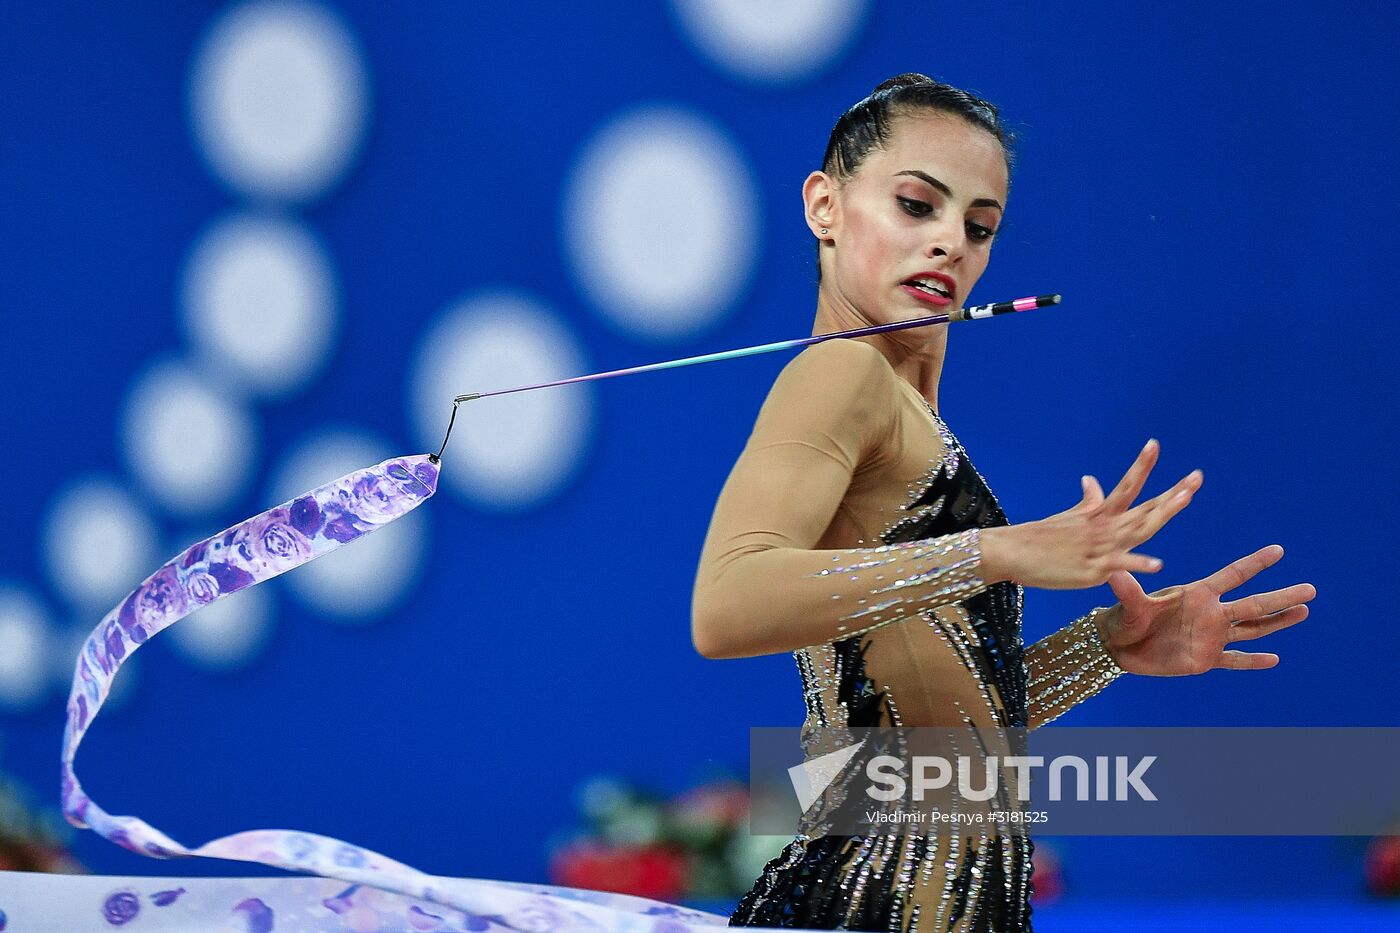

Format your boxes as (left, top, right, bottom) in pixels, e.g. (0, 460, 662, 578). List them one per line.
(122, 359, 258, 517)
(410, 292, 592, 509)
(167, 580, 274, 669)
(0, 585, 52, 711)
(50, 622, 139, 713)
(43, 478, 158, 612)
(564, 107, 760, 340)
(268, 430, 428, 620)
(190, 0, 369, 201)
(183, 213, 337, 399)
(671, 0, 871, 83)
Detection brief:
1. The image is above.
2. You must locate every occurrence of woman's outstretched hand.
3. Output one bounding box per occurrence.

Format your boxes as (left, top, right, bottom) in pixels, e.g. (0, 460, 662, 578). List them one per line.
(977, 436, 1316, 675)
(981, 438, 1202, 590)
(1097, 547, 1315, 675)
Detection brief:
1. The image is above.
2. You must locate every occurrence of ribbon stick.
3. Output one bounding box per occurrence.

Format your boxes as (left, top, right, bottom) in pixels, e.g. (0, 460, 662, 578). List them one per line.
(433, 294, 1062, 460)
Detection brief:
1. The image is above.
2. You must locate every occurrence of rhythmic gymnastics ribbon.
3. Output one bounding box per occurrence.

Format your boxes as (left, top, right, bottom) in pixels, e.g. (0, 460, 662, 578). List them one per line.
(51, 296, 1058, 933)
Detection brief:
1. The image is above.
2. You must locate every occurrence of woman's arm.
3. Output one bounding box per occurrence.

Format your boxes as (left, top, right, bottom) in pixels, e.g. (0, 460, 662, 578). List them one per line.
(693, 339, 1209, 661)
(691, 339, 993, 659)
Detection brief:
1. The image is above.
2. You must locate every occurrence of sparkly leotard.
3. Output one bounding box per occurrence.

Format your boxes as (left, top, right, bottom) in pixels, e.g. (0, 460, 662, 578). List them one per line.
(692, 339, 1123, 933)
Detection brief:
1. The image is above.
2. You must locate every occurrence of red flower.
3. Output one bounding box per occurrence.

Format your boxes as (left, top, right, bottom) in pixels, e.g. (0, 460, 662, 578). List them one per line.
(1365, 836, 1400, 898)
(1029, 842, 1064, 905)
(551, 842, 690, 902)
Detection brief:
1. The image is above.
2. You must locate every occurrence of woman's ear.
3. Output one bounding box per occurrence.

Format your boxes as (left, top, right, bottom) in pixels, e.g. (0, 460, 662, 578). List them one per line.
(803, 170, 837, 240)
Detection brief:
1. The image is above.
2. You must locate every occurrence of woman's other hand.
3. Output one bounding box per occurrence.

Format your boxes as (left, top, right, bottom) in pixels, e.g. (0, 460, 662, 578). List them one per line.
(1097, 547, 1315, 675)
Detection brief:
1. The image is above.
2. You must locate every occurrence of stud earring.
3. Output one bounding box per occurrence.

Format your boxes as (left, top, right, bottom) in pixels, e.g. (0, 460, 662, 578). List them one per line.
(820, 227, 829, 236)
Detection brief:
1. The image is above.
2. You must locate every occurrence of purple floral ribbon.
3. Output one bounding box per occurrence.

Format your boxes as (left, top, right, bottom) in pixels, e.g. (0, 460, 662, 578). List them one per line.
(56, 453, 733, 932)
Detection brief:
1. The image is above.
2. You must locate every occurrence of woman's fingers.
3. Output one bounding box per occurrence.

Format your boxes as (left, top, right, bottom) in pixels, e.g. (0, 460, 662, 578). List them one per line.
(1221, 582, 1317, 621)
(1226, 604, 1310, 643)
(1201, 545, 1286, 595)
(1117, 552, 1164, 575)
(1069, 474, 1105, 513)
(1213, 650, 1281, 671)
(1157, 468, 1204, 506)
(1128, 468, 1203, 519)
(1123, 472, 1201, 541)
(1102, 439, 1161, 512)
(1106, 569, 1147, 604)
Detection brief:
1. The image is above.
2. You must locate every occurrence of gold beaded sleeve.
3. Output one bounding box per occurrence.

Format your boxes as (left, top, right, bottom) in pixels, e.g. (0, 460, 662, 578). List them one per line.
(691, 340, 992, 659)
(1024, 607, 1126, 730)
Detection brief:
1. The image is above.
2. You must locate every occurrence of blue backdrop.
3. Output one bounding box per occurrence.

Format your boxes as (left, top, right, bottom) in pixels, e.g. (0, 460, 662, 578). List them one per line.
(1, 0, 1396, 917)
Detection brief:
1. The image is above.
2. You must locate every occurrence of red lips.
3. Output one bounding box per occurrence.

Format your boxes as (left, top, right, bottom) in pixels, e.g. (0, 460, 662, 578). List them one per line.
(903, 269, 958, 300)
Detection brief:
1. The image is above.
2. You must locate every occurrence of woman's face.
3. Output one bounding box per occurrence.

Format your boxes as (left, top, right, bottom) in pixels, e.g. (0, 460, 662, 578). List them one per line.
(807, 110, 1009, 325)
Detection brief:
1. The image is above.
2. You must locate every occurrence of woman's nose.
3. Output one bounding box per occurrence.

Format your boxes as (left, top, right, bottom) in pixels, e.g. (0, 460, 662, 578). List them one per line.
(925, 221, 965, 260)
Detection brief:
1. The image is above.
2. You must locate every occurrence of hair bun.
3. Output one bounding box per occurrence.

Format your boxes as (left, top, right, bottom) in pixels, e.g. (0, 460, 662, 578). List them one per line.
(872, 73, 934, 94)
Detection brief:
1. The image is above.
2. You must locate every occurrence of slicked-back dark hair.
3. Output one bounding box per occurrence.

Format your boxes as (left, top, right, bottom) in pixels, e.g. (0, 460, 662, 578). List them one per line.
(823, 73, 1014, 179)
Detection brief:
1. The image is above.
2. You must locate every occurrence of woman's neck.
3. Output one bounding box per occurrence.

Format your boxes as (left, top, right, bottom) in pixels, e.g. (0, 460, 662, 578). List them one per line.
(811, 299, 948, 410)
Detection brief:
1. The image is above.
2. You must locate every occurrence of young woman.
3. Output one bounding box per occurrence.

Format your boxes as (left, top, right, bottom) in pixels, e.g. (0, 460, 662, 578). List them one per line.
(691, 74, 1315, 932)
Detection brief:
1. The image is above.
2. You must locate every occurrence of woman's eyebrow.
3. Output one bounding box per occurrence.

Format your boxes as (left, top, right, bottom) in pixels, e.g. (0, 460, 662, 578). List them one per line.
(895, 169, 1002, 211)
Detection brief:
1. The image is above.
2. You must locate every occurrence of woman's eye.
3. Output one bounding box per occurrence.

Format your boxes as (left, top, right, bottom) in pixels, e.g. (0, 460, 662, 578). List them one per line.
(967, 222, 997, 242)
(896, 196, 931, 216)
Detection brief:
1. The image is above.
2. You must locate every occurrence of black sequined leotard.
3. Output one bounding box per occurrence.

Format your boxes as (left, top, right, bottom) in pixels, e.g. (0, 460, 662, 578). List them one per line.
(692, 340, 1123, 933)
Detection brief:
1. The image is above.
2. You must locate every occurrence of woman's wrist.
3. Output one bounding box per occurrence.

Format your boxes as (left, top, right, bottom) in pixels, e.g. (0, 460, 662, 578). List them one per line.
(1088, 604, 1129, 673)
(1094, 603, 1125, 654)
(976, 525, 1017, 585)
